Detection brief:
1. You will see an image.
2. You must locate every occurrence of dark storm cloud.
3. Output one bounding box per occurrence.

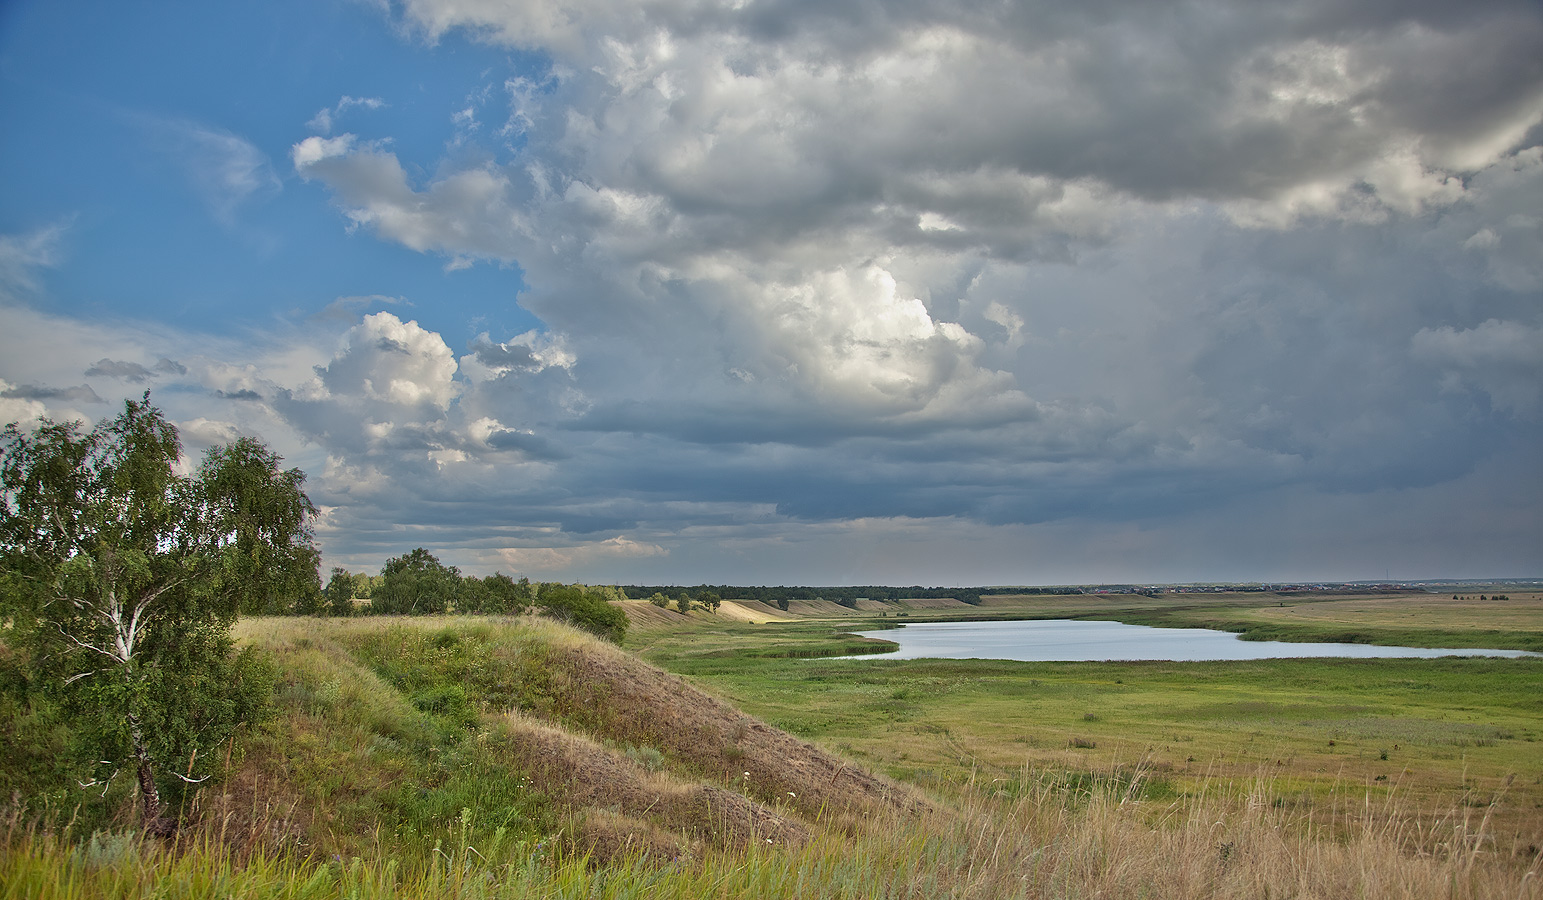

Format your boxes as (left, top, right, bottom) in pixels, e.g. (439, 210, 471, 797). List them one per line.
(84, 357, 186, 382)
(1, 382, 102, 403)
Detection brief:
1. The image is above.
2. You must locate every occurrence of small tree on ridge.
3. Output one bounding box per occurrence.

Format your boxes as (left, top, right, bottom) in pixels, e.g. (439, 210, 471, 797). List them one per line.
(0, 395, 312, 831)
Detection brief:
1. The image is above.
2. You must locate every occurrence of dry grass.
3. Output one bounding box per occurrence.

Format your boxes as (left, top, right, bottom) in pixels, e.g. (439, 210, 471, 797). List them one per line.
(496, 712, 808, 856)
(532, 630, 924, 823)
(910, 766, 1543, 899)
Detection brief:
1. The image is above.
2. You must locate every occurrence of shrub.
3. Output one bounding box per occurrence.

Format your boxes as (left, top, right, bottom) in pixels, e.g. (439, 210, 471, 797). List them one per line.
(372, 548, 461, 615)
(539, 586, 628, 644)
(324, 567, 355, 617)
(482, 573, 534, 614)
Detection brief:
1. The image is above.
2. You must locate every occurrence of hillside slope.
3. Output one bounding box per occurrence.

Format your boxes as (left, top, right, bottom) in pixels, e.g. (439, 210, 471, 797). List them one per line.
(210, 616, 918, 860)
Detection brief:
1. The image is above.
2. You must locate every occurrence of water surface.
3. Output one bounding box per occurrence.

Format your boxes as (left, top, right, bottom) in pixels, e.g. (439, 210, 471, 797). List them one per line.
(848, 619, 1537, 662)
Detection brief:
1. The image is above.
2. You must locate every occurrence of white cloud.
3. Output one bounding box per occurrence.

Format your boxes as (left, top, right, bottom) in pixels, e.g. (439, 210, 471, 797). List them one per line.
(294, 137, 532, 258)
(292, 134, 358, 168)
(269, 2, 1542, 578)
(279, 312, 461, 438)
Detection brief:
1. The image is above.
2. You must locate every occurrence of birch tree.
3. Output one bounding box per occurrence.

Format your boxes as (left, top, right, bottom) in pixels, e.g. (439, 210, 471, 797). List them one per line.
(0, 394, 315, 832)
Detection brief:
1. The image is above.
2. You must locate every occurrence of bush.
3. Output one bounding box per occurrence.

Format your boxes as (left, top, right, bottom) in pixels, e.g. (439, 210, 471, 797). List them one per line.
(538, 586, 628, 644)
(324, 567, 355, 617)
(372, 549, 461, 615)
(473, 573, 532, 615)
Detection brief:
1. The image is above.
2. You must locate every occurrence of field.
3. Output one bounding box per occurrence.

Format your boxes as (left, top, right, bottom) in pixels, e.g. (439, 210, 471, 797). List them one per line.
(634, 590, 1543, 860)
(4, 588, 1541, 898)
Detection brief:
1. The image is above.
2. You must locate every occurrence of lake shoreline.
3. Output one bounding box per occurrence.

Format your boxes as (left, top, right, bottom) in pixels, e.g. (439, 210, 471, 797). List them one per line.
(845, 618, 1541, 662)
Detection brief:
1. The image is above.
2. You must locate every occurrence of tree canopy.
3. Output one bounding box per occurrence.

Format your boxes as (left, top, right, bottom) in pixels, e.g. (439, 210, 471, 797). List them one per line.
(0, 395, 317, 830)
(371, 547, 463, 615)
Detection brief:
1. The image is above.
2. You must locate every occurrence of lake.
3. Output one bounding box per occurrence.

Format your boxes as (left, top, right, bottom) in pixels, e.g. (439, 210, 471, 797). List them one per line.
(847, 619, 1539, 662)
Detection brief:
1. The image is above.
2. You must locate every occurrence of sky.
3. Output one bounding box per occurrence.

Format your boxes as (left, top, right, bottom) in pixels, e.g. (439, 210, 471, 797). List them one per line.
(1, 0, 1540, 587)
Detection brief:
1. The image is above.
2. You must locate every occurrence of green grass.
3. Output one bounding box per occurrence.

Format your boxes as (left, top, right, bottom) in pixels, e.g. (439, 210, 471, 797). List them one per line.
(215, 619, 560, 862)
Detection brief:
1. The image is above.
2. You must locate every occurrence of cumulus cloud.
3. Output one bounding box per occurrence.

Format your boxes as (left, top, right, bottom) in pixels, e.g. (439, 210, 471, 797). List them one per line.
(294, 135, 534, 258)
(274, 312, 461, 453)
(303, 0, 1543, 427)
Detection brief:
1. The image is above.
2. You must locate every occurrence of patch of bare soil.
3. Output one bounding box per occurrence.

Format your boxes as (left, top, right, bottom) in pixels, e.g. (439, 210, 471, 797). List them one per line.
(781, 599, 865, 616)
(714, 600, 790, 623)
(614, 600, 691, 630)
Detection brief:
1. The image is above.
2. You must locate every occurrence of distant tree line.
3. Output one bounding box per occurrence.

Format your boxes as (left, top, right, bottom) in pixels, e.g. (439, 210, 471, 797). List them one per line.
(318, 548, 627, 643)
(616, 584, 1082, 609)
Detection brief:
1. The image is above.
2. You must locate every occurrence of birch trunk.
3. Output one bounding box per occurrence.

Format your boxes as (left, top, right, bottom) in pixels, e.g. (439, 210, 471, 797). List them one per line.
(128, 711, 162, 821)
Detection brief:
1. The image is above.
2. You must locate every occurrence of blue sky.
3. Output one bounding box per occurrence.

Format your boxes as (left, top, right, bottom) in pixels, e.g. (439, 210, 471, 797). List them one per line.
(2, 0, 1540, 585)
(0, 0, 540, 341)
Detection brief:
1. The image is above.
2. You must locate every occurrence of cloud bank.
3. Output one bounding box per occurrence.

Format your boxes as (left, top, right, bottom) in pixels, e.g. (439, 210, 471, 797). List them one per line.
(4, 0, 1540, 583)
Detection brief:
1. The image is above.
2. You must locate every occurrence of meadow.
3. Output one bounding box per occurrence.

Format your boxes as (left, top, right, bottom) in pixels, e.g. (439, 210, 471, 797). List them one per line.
(4, 589, 1541, 898)
(638, 593, 1543, 852)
